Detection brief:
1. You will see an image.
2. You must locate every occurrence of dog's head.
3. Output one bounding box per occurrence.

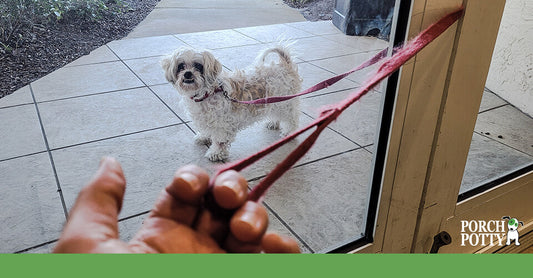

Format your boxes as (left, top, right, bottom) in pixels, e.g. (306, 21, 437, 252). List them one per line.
(161, 49, 222, 98)
(503, 216, 524, 231)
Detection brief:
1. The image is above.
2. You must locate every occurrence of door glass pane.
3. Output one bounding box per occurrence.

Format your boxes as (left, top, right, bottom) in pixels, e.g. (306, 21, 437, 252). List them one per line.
(460, 0, 533, 198)
(0, 0, 404, 254)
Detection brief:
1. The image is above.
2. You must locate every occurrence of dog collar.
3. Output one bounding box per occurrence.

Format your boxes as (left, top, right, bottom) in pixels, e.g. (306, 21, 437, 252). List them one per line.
(191, 86, 225, 102)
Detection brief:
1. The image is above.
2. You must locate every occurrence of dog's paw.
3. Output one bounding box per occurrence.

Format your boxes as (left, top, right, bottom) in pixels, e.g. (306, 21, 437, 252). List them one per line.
(205, 148, 229, 162)
(266, 121, 280, 130)
(194, 135, 212, 146)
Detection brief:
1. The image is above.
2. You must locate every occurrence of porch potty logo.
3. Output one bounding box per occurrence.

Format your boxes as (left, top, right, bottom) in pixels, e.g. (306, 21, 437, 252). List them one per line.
(460, 216, 524, 247)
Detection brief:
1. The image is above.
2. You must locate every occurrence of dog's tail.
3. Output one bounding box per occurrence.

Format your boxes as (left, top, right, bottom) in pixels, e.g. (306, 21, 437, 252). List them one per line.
(259, 45, 296, 67)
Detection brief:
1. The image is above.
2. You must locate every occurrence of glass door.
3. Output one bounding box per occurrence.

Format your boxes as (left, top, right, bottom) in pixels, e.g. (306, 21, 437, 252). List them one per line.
(347, 0, 532, 253)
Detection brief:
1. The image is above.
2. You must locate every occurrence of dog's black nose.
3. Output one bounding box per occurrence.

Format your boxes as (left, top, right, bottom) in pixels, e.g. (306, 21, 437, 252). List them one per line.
(184, 71, 193, 79)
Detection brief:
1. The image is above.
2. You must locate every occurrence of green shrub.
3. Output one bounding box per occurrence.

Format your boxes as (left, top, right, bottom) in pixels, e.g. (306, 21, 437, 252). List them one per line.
(0, 0, 125, 52)
(39, 0, 125, 22)
(1, 0, 35, 50)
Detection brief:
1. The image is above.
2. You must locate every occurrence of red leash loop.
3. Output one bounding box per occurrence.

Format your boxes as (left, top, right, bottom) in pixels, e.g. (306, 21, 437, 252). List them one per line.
(213, 7, 465, 202)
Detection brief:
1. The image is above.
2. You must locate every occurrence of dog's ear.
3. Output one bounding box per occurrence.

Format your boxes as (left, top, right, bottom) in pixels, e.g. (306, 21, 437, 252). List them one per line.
(201, 51, 222, 84)
(161, 55, 176, 83)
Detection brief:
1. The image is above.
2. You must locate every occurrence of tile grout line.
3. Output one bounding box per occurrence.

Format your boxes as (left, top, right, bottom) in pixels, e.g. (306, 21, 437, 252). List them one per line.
(28, 83, 70, 219)
(35, 85, 148, 104)
(245, 147, 368, 185)
(104, 44, 198, 135)
(261, 201, 315, 253)
(301, 110, 367, 149)
(15, 209, 152, 253)
(0, 150, 48, 163)
(14, 239, 58, 254)
(0, 102, 35, 110)
(301, 85, 361, 99)
(478, 103, 508, 114)
(475, 131, 533, 158)
(48, 123, 186, 152)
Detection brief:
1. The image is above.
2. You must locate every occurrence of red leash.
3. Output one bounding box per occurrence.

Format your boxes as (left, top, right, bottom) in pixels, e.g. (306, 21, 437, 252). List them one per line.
(228, 48, 389, 104)
(213, 7, 465, 202)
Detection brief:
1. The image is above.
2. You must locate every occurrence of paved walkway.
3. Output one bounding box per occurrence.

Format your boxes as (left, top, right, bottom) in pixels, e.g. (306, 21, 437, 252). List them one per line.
(0, 0, 531, 253)
(126, 0, 306, 38)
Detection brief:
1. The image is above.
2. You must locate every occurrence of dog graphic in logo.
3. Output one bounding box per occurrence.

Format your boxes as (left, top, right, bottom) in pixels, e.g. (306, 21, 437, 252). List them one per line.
(502, 216, 524, 245)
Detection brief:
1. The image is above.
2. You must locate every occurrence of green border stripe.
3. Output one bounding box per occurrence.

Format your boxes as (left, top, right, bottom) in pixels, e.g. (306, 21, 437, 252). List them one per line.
(2, 254, 532, 277)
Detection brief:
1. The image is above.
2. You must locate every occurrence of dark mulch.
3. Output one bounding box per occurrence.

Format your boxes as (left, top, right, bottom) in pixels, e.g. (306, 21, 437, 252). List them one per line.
(283, 0, 335, 21)
(0, 0, 160, 99)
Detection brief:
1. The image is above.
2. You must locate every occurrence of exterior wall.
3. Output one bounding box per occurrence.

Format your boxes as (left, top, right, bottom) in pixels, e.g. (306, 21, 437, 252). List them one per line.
(486, 0, 533, 116)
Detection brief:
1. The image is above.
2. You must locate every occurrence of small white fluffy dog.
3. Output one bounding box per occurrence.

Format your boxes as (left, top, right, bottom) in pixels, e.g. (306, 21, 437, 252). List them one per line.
(161, 46, 301, 162)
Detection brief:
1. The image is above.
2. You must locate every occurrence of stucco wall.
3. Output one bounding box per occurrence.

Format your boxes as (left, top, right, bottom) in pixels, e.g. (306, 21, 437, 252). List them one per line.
(485, 0, 532, 116)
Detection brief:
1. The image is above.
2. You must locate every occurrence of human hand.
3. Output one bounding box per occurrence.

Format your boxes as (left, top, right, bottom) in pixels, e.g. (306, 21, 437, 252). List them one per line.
(53, 157, 300, 253)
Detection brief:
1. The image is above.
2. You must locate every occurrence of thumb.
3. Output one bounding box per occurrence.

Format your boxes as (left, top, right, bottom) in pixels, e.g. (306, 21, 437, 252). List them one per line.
(54, 157, 126, 253)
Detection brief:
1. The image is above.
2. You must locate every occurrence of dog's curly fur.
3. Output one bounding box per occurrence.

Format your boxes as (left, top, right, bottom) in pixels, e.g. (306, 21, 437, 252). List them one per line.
(161, 46, 302, 162)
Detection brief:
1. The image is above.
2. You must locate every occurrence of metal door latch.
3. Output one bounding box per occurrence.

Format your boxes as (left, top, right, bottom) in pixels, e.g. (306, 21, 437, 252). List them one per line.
(430, 231, 452, 253)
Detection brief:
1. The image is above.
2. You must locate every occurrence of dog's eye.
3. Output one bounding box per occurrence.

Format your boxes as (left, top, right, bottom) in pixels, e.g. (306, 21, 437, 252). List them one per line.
(177, 63, 185, 72)
(194, 63, 204, 73)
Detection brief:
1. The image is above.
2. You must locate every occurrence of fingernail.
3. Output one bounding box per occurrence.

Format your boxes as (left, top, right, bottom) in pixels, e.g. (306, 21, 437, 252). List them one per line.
(180, 172, 200, 191)
(230, 201, 268, 242)
(171, 172, 202, 203)
(213, 180, 246, 209)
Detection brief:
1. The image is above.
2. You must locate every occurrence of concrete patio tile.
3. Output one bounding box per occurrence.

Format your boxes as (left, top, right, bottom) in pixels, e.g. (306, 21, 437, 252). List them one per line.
(301, 89, 383, 147)
(119, 215, 146, 243)
(234, 23, 314, 43)
(65, 45, 119, 67)
(156, 0, 299, 9)
(21, 242, 56, 253)
(108, 35, 187, 60)
(479, 89, 507, 113)
(474, 105, 533, 156)
(286, 21, 341, 36)
(291, 36, 361, 62)
(124, 56, 168, 86)
(210, 44, 274, 70)
(266, 210, 312, 253)
(0, 85, 33, 108)
(255, 149, 373, 252)
(0, 104, 46, 160)
(38, 87, 180, 149)
(298, 62, 359, 97)
(322, 33, 389, 52)
(308, 51, 383, 85)
(222, 113, 360, 180)
(126, 6, 304, 39)
(52, 125, 210, 219)
(149, 83, 191, 122)
(31, 61, 144, 102)
(0, 153, 65, 253)
(175, 29, 260, 50)
(461, 133, 532, 194)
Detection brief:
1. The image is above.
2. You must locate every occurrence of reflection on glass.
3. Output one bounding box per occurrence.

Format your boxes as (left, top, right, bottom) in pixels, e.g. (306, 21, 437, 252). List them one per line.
(460, 0, 532, 196)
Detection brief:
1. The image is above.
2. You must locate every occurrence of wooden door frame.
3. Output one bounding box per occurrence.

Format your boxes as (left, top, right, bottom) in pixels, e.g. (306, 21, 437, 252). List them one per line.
(349, 0, 529, 253)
